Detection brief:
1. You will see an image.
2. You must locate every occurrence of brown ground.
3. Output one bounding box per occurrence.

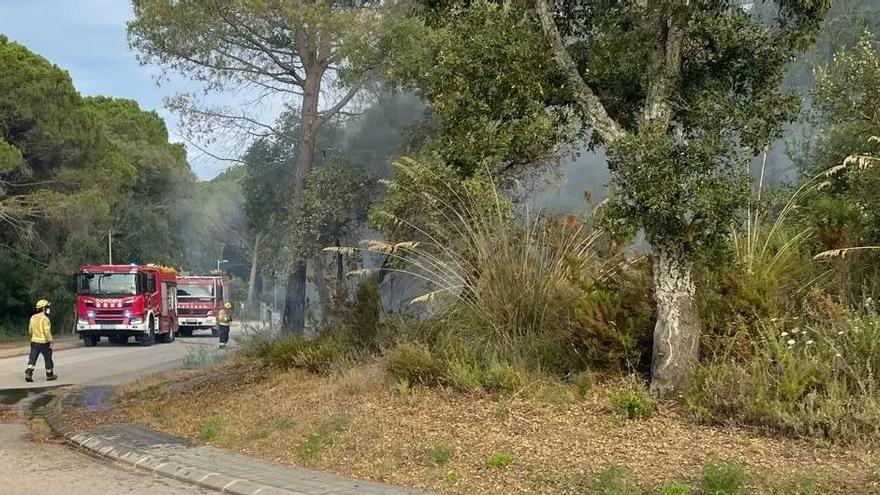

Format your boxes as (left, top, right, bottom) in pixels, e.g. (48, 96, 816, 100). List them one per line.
(118, 364, 879, 494)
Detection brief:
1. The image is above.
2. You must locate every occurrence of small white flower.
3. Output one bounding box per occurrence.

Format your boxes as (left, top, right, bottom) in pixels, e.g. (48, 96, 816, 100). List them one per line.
(836, 353, 842, 357)
(806, 340, 814, 345)
(791, 328, 800, 334)
(781, 332, 789, 337)
(787, 339, 796, 345)
(838, 331, 845, 335)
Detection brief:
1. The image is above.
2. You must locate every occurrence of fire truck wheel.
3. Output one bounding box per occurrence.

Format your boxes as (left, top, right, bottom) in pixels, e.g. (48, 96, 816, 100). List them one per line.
(140, 318, 155, 346)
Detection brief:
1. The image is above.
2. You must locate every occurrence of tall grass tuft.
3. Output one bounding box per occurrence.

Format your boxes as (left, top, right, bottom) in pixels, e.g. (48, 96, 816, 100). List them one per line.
(339, 157, 612, 376)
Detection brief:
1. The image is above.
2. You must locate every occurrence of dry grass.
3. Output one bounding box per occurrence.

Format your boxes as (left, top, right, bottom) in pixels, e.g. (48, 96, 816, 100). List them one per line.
(117, 364, 879, 494)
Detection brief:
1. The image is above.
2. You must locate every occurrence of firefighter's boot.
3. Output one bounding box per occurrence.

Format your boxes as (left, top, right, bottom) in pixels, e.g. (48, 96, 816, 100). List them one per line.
(46, 370, 57, 381)
(24, 369, 33, 383)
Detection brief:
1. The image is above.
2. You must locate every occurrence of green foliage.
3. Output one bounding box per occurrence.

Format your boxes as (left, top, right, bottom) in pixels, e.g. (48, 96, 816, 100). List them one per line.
(483, 361, 526, 393)
(425, 442, 454, 467)
(583, 465, 645, 495)
(342, 279, 381, 351)
(385, 342, 444, 385)
(573, 259, 654, 372)
(687, 314, 880, 443)
(198, 418, 223, 441)
(485, 451, 514, 470)
(381, 1, 574, 176)
(659, 481, 693, 495)
(298, 414, 349, 461)
(253, 332, 350, 374)
(609, 379, 656, 420)
(702, 460, 747, 495)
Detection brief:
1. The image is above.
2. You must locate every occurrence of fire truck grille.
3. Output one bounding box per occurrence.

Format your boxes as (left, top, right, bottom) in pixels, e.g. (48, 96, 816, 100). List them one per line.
(95, 319, 124, 325)
(179, 308, 208, 316)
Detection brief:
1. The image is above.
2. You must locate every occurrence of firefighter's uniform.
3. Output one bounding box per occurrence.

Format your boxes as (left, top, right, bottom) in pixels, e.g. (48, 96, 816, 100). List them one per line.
(217, 302, 232, 348)
(26, 299, 56, 382)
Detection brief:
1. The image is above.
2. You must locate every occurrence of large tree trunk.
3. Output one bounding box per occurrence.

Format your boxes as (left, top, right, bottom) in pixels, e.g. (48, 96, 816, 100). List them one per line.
(283, 60, 322, 334)
(313, 254, 331, 328)
(246, 231, 263, 314)
(282, 260, 307, 334)
(650, 241, 701, 398)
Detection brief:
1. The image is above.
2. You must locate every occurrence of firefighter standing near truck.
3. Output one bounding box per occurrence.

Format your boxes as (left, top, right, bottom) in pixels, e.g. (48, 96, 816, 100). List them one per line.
(25, 299, 57, 382)
(217, 301, 232, 349)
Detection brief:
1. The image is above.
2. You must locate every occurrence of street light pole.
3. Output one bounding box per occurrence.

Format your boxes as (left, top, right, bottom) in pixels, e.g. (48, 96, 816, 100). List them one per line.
(217, 259, 229, 272)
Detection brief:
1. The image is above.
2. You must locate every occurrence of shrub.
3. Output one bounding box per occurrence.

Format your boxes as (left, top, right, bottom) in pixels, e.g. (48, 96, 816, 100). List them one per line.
(445, 359, 484, 393)
(485, 451, 514, 469)
(254, 332, 350, 373)
(572, 259, 655, 372)
(609, 378, 656, 420)
(484, 360, 526, 393)
(687, 314, 880, 443)
(385, 342, 444, 385)
(343, 279, 381, 350)
(660, 481, 693, 495)
(425, 442, 454, 467)
(572, 370, 593, 399)
(584, 465, 645, 495)
(702, 460, 747, 495)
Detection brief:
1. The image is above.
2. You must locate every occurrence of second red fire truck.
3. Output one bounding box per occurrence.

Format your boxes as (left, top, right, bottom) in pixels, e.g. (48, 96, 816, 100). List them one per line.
(176, 274, 230, 337)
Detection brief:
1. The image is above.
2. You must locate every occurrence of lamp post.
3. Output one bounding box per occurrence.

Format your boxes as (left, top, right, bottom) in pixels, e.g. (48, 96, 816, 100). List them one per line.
(217, 259, 229, 272)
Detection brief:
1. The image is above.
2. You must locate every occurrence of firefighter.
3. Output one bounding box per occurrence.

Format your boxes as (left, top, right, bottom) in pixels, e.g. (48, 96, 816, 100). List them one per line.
(25, 299, 57, 383)
(217, 301, 232, 349)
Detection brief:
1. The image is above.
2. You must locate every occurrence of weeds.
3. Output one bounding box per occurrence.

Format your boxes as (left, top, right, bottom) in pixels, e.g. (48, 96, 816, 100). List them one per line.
(385, 342, 443, 385)
(584, 465, 645, 495)
(660, 481, 693, 495)
(609, 378, 656, 420)
(425, 442, 454, 467)
(485, 451, 514, 469)
(198, 418, 223, 441)
(702, 460, 747, 495)
(299, 414, 348, 460)
(183, 347, 228, 369)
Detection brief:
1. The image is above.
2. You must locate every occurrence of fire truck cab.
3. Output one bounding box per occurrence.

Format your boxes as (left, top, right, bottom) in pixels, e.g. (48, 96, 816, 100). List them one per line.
(176, 274, 230, 337)
(75, 264, 178, 347)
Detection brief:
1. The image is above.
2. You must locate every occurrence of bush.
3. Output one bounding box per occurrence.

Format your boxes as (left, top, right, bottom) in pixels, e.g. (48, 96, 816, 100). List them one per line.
(584, 465, 645, 495)
(702, 460, 747, 495)
(687, 314, 880, 443)
(572, 259, 655, 372)
(609, 378, 656, 420)
(385, 343, 444, 385)
(343, 279, 381, 350)
(484, 360, 526, 393)
(445, 359, 484, 393)
(254, 332, 350, 373)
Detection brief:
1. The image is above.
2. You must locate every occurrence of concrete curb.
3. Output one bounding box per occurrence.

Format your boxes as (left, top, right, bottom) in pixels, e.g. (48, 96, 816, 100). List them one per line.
(67, 431, 303, 495)
(40, 389, 429, 495)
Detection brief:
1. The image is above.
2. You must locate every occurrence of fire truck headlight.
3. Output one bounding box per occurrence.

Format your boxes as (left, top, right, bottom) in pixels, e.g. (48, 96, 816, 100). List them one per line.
(87, 310, 96, 318)
(124, 310, 132, 319)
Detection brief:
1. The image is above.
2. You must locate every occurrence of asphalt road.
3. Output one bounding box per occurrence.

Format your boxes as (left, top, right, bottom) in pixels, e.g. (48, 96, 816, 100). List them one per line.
(0, 323, 255, 494)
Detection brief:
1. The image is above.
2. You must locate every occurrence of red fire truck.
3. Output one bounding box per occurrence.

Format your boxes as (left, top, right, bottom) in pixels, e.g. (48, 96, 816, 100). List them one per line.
(176, 274, 230, 337)
(75, 264, 179, 347)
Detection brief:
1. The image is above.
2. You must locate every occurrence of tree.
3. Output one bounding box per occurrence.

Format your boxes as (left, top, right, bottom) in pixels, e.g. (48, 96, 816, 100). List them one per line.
(386, 0, 829, 395)
(128, 0, 386, 333)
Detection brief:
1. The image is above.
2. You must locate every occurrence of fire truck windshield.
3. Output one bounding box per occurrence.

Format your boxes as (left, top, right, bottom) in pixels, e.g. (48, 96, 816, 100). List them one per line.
(77, 273, 137, 296)
(177, 284, 214, 300)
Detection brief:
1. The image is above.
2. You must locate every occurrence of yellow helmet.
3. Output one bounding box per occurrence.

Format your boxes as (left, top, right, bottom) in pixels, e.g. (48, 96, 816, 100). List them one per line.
(224, 302, 232, 309)
(35, 299, 50, 310)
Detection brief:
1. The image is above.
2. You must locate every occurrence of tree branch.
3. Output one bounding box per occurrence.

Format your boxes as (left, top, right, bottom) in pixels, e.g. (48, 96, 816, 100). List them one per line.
(642, 5, 685, 126)
(535, 0, 626, 143)
(316, 73, 371, 128)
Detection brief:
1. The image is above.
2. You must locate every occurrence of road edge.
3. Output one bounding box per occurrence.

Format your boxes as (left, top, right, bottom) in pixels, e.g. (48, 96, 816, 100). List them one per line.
(40, 388, 299, 495)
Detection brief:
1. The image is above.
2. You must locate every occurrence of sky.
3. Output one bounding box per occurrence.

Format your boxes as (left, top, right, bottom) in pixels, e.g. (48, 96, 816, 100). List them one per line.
(0, 0, 229, 180)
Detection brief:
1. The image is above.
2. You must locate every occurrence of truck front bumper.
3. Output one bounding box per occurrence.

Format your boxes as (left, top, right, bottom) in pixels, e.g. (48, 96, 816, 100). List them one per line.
(76, 320, 149, 333)
(178, 316, 216, 328)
